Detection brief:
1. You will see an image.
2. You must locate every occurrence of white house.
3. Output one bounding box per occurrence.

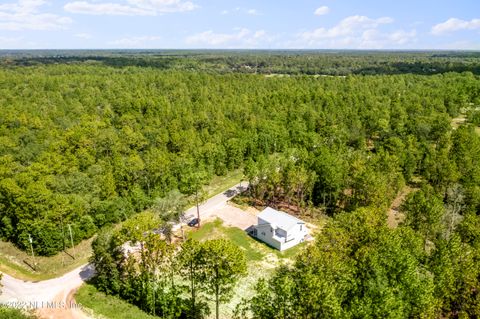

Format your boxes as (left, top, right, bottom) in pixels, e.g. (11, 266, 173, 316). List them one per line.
(252, 207, 308, 251)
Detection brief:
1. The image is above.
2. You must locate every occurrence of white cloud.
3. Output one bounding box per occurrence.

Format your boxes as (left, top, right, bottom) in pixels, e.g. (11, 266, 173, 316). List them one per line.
(220, 7, 260, 16)
(185, 28, 272, 48)
(64, 0, 198, 16)
(314, 6, 329, 16)
(389, 30, 417, 45)
(301, 15, 393, 42)
(64, 2, 152, 15)
(0, 0, 72, 31)
(291, 15, 417, 49)
(358, 29, 417, 49)
(431, 18, 480, 35)
(127, 0, 198, 12)
(108, 35, 162, 47)
(75, 32, 92, 39)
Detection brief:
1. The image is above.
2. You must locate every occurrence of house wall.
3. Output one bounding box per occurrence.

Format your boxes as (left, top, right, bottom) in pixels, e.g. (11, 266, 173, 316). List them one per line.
(275, 228, 287, 237)
(279, 224, 308, 251)
(255, 224, 282, 250)
(258, 217, 269, 225)
(255, 223, 308, 251)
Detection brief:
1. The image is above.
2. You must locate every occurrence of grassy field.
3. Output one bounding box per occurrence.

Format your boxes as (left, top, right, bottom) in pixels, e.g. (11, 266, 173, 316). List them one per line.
(75, 283, 158, 319)
(188, 218, 306, 261)
(0, 238, 93, 281)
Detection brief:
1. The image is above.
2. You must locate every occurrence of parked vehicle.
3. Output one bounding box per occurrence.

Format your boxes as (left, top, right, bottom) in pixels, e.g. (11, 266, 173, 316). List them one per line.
(188, 218, 199, 227)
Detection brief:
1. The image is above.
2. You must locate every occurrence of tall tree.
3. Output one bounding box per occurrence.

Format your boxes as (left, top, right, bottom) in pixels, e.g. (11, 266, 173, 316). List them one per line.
(401, 186, 445, 250)
(177, 239, 209, 319)
(199, 239, 247, 319)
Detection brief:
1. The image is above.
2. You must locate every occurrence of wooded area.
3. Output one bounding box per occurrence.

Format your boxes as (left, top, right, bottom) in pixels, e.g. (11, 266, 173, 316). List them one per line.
(2, 50, 480, 75)
(1, 51, 480, 317)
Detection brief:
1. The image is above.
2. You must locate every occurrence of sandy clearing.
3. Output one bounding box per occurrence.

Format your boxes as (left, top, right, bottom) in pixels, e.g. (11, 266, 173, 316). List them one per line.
(387, 185, 416, 228)
(205, 204, 258, 230)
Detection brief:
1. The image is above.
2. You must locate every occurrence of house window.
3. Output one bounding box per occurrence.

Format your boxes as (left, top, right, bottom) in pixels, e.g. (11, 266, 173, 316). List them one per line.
(300, 225, 303, 231)
(270, 228, 273, 233)
(261, 232, 266, 236)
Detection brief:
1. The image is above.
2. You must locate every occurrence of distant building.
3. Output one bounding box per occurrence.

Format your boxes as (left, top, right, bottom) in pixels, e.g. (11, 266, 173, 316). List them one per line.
(252, 207, 308, 251)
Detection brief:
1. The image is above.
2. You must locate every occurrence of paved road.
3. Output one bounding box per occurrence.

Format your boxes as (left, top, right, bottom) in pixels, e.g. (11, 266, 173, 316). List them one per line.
(0, 182, 248, 319)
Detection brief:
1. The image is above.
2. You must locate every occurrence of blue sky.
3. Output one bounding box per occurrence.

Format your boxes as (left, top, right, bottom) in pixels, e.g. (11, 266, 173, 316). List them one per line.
(0, 0, 479, 49)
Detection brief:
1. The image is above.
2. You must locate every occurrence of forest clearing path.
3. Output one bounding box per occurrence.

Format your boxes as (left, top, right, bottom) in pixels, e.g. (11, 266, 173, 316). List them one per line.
(387, 185, 417, 228)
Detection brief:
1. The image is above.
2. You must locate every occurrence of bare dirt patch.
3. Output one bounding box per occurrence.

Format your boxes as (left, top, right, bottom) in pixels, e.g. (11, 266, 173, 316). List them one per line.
(451, 115, 467, 129)
(387, 185, 417, 228)
(204, 203, 259, 230)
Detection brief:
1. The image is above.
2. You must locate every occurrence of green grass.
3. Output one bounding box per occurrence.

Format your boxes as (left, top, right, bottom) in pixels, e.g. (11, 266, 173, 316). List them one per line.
(0, 238, 93, 281)
(188, 218, 307, 262)
(75, 283, 158, 319)
(203, 168, 244, 198)
(0, 307, 36, 319)
(188, 219, 264, 261)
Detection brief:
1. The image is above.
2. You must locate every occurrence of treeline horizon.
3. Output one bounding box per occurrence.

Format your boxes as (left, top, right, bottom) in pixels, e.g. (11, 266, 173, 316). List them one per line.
(2, 50, 480, 75)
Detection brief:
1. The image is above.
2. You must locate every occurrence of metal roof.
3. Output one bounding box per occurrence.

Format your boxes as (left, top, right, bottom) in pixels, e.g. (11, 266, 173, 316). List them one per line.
(257, 207, 305, 231)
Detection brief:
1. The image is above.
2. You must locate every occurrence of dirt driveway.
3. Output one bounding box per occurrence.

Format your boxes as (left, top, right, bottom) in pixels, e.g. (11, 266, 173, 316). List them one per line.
(182, 183, 258, 230)
(207, 204, 258, 230)
(0, 264, 94, 319)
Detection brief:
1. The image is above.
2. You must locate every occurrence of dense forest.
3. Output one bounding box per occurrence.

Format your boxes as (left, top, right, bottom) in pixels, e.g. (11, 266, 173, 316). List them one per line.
(1, 51, 480, 317)
(0, 57, 479, 254)
(2, 50, 480, 75)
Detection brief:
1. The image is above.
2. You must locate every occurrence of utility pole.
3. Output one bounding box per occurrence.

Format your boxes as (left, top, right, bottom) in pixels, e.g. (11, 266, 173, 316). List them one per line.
(60, 215, 66, 250)
(60, 214, 66, 266)
(195, 188, 201, 228)
(28, 234, 36, 271)
(68, 224, 75, 259)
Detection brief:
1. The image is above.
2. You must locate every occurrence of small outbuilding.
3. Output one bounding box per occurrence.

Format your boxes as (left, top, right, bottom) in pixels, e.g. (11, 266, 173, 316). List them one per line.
(251, 207, 308, 251)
